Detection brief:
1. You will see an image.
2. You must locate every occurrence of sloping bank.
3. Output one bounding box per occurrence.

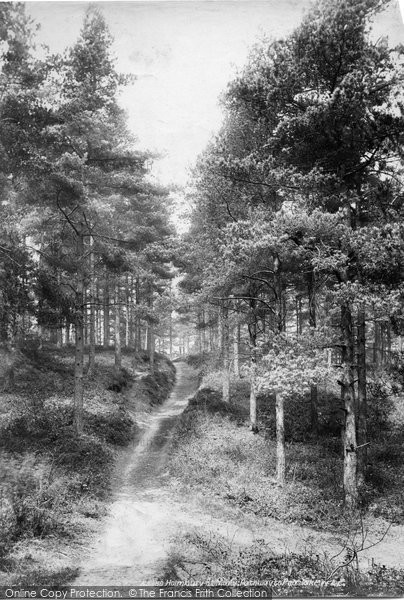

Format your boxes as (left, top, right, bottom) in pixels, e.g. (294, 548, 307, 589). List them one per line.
(164, 379, 404, 597)
(0, 347, 175, 586)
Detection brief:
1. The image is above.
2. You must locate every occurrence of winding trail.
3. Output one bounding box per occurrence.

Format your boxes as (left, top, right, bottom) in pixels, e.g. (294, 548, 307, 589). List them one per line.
(73, 361, 198, 585)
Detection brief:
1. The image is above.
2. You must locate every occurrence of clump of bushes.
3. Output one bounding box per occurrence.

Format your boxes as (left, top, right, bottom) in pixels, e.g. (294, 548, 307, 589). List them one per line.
(162, 530, 404, 597)
(188, 387, 245, 418)
(0, 401, 74, 451)
(107, 367, 132, 392)
(0, 459, 71, 559)
(141, 366, 176, 405)
(6, 565, 79, 587)
(173, 388, 247, 445)
(54, 432, 112, 480)
(0, 400, 135, 455)
(86, 410, 135, 446)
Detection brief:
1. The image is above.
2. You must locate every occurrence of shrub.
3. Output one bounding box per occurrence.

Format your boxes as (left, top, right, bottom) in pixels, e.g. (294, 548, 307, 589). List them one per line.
(367, 381, 395, 437)
(86, 410, 135, 445)
(107, 367, 132, 392)
(162, 529, 404, 596)
(141, 369, 175, 405)
(6, 565, 79, 587)
(173, 388, 247, 443)
(0, 459, 70, 554)
(54, 432, 112, 489)
(0, 401, 74, 451)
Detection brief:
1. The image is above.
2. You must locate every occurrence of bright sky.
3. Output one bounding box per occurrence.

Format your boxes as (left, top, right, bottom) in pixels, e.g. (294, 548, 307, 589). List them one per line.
(26, 1, 404, 188)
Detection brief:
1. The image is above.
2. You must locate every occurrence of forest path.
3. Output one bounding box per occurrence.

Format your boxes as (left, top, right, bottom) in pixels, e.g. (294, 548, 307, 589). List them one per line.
(72, 362, 404, 585)
(72, 361, 199, 585)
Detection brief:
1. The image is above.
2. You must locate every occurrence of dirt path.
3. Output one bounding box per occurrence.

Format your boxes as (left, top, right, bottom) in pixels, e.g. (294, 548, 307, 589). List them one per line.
(73, 362, 404, 585)
(73, 361, 199, 585)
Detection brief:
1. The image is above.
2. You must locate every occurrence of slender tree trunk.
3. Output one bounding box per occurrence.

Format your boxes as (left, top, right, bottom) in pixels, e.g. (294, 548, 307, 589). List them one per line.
(56, 271, 63, 347)
(249, 357, 257, 430)
(357, 307, 367, 487)
(307, 269, 318, 435)
(274, 255, 286, 485)
(88, 235, 96, 376)
(146, 289, 155, 371)
(248, 297, 258, 431)
(221, 302, 230, 403)
(341, 303, 357, 508)
(103, 273, 110, 348)
(373, 320, 381, 366)
(114, 281, 121, 371)
(125, 274, 130, 348)
(386, 321, 391, 365)
(97, 282, 102, 345)
(74, 228, 85, 435)
(149, 323, 155, 372)
(380, 322, 386, 364)
(135, 277, 141, 352)
(276, 393, 285, 486)
(296, 296, 302, 335)
(56, 326, 63, 348)
(233, 322, 240, 377)
(209, 312, 214, 351)
(83, 288, 88, 346)
(169, 310, 173, 359)
(128, 276, 134, 348)
(198, 312, 203, 354)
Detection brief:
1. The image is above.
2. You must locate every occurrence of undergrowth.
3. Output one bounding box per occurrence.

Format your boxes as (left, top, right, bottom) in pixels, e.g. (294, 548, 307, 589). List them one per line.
(161, 528, 404, 596)
(0, 345, 175, 585)
(167, 372, 404, 591)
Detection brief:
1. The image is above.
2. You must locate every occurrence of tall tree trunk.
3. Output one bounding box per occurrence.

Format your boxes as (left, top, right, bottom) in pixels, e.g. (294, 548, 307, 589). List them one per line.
(197, 312, 203, 354)
(125, 274, 130, 348)
(56, 326, 63, 348)
(88, 235, 96, 376)
(114, 281, 121, 371)
(96, 281, 102, 345)
(128, 276, 134, 348)
(357, 307, 367, 487)
(135, 277, 141, 352)
(341, 303, 358, 508)
(103, 272, 110, 348)
(386, 321, 391, 365)
(146, 289, 155, 371)
(74, 227, 85, 435)
(56, 271, 63, 347)
(233, 322, 240, 377)
(296, 296, 302, 335)
(276, 392, 285, 486)
(274, 255, 286, 486)
(148, 322, 155, 372)
(201, 308, 206, 352)
(373, 320, 381, 366)
(221, 302, 230, 403)
(307, 269, 318, 435)
(249, 317, 258, 432)
(169, 310, 173, 359)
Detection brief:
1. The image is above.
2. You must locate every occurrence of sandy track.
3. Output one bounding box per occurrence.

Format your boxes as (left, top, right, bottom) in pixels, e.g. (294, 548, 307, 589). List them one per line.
(73, 362, 198, 585)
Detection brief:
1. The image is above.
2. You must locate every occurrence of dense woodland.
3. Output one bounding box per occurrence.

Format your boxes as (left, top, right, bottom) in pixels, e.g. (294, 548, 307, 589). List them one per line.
(179, 0, 404, 511)
(1, 0, 404, 590)
(0, 3, 179, 430)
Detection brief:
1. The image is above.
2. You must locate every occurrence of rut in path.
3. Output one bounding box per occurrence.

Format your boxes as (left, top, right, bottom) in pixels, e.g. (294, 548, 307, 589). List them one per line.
(73, 361, 199, 585)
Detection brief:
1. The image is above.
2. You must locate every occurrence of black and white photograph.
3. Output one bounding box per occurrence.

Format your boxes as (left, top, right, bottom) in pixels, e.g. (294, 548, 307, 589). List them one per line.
(0, 0, 404, 596)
